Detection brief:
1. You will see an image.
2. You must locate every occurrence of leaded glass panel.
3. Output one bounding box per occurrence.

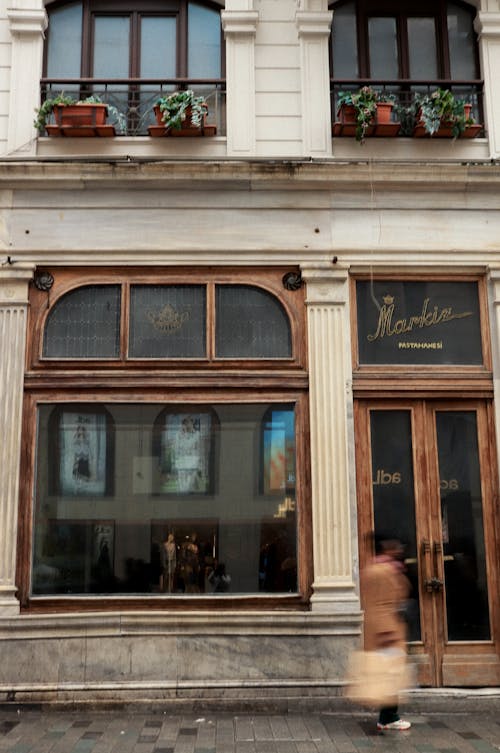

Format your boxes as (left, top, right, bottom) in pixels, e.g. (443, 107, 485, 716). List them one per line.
(129, 285, 206, 358)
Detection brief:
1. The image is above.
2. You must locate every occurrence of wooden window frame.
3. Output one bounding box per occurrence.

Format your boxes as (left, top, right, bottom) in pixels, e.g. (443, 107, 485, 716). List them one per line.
(350, 273, 493, 399)
(19, 266, 311, 612)
(44, 0, 225, 80)
(27, 267, 306, 374)
(329, 0, 479, 82)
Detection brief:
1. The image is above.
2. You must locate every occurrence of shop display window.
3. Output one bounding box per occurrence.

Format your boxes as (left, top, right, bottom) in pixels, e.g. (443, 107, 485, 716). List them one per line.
(32, 403, 298, 596)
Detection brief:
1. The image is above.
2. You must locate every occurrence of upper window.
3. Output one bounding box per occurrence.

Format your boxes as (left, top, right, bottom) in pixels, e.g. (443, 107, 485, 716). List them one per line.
(40, 282, 292, 361)
(43, 0, 224, 134)
(330, 0, 481, 124)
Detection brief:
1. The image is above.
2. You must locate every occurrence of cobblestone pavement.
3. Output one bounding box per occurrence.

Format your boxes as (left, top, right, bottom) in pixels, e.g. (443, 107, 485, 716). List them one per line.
(0, 709, 499, 753)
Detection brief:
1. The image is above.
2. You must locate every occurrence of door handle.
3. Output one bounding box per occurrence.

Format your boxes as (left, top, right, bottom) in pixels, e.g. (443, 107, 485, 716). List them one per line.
(421, 539, 444, 593)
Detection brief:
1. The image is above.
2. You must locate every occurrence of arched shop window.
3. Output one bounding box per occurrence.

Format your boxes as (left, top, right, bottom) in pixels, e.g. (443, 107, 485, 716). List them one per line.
(329, 0, 482, 124)
(22, 269, 309, 606)
(42, 0, 224, 134)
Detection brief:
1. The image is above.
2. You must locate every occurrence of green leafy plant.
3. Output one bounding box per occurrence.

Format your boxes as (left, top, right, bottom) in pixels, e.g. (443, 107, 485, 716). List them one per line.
(337, 86, 395, 142)
(414, 88, 474, 138)
(34, 93, 127, 134)
(155, 90, 208, 130)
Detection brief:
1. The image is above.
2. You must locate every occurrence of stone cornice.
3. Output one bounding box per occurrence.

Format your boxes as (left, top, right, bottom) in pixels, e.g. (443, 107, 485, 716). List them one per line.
(1, 159, 500, 192)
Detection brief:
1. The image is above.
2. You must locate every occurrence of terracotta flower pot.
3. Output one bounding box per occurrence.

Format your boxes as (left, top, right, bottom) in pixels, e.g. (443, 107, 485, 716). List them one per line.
(53, 103, 108, 128)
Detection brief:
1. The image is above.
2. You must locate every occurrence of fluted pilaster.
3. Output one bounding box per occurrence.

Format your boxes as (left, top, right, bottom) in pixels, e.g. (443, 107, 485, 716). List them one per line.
(0, 265, 33, 614)
(302, 265, 360, 614)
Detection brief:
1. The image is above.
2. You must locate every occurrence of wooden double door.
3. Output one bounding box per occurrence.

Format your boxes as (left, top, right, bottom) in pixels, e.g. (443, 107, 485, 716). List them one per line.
(355, 399, 500, 686)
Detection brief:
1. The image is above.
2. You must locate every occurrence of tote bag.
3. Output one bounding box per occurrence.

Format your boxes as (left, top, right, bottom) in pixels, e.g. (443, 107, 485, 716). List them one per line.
(344, 648, 412, 707)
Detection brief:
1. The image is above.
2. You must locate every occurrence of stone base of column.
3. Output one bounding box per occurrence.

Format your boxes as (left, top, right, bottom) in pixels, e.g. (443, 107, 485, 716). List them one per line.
(0, 589, 21, 616)
(310, 580, 362, 617)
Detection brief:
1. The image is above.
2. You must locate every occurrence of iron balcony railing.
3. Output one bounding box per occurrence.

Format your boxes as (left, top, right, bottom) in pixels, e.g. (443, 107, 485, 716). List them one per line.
(330, 79, 484, 136)
(40, 78, 227, 137)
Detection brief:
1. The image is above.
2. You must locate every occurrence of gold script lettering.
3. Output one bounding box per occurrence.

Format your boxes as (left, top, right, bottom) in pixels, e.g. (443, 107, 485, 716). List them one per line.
(367, 297, 473, 342)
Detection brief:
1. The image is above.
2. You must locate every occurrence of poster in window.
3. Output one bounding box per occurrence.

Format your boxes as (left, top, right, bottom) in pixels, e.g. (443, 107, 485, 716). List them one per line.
(157, 411, 215, 494)
(262, 407, 296, 495)
(58, 410, 108, 496)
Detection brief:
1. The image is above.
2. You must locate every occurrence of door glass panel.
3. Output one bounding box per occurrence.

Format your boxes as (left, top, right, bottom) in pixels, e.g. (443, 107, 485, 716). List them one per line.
(370, 410, 420, 641)
(140, 16, 177, 127)
(436, 412, 491, 641)
(93, 16, 130, 117)
(368, 18, 398, 79)
(408, 18, 438, 79)
(188, 2, 221, 78)
(46, 2, 82, 90)
(331, 1, 358, 78)
(447, 4, 476, 79)
(93, 16, 130, 78)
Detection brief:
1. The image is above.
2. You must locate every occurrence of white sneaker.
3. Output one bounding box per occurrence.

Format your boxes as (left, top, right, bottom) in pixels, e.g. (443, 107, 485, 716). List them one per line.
(377, 719, 411, 731)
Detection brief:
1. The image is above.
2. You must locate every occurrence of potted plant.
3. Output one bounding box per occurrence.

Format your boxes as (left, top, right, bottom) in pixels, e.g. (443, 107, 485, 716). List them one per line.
(34, 93, 126, 136)
(153, 89, 208, 134)
(413, 88, 478, 138)
(335, 87, 397, 142)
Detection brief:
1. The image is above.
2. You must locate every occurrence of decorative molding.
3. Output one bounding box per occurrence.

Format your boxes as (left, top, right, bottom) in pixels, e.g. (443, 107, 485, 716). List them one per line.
(221, 10, 259, 37)
(282, 271, 303, 291)
(7, 8, 48, 36)
(296, 10, 333, 37)
(475, 11, 500, 37)
(33, 269, 54, 292)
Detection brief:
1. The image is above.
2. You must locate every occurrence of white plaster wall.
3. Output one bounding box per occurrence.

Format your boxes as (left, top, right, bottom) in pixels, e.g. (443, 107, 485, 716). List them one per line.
(254, 0, 302, 156)
(0, 11, 11, 151)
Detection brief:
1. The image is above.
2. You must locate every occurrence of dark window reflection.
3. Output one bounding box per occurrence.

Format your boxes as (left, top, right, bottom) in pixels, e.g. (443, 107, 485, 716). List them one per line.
(370, 410, 421, 641)
(436, 411, 491, 641)
(32, 403, 297, 596)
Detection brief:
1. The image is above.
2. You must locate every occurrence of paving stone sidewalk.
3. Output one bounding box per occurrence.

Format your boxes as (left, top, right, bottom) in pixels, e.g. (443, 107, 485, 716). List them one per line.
(0, 709, 499, 753)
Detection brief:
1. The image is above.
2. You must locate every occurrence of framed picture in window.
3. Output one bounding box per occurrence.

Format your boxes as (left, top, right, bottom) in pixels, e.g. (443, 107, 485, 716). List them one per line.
(49, 406, 114, 496)
(153, 407, 218, 495)
(261, 405, 296, 495)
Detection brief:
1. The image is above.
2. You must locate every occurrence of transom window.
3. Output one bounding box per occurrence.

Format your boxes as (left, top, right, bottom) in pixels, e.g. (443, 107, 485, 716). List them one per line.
(40, 281, 293, 361)
(42, 0, 224, 135)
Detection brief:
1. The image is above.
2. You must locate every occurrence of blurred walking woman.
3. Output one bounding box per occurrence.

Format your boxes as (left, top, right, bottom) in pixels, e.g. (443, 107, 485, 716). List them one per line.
(362, 533, 412, 731)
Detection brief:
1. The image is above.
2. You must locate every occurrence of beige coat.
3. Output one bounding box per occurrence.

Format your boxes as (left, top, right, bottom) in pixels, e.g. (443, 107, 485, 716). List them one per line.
(361, 558, 410, 652)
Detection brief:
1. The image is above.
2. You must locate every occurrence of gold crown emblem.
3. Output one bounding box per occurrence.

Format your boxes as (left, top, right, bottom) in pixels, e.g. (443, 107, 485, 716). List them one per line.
(147, 304, 189, 333)
(383, 294, 394, 305)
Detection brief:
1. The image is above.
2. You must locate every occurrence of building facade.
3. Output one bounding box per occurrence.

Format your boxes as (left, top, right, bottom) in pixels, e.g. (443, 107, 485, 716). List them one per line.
(0, 0, 499, 702)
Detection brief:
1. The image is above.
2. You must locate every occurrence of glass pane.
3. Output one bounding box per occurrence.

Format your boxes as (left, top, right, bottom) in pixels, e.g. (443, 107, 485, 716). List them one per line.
(32, 403, 297, 596)
(331, 1, 358, 78)
(43, 286, 121, 359)
(139, 16, 177, 128)
(436, 411, 491, 641)
(140, 17, 177, 77)
(188, 2, 221, 78)
(370, 410, 420, 641)
(408, 18, 438, 79)
(46, 2, 82, 94)
(216, 285, 291, 359)
(129, 285, 206, 358)
(448, 4, 477, 79)
(368, 17, 398, 79)
(93, 16, 130, 78)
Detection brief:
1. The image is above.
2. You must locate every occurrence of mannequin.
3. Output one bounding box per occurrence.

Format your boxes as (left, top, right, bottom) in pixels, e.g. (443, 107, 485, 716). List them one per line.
(160, 533, 177, 592)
